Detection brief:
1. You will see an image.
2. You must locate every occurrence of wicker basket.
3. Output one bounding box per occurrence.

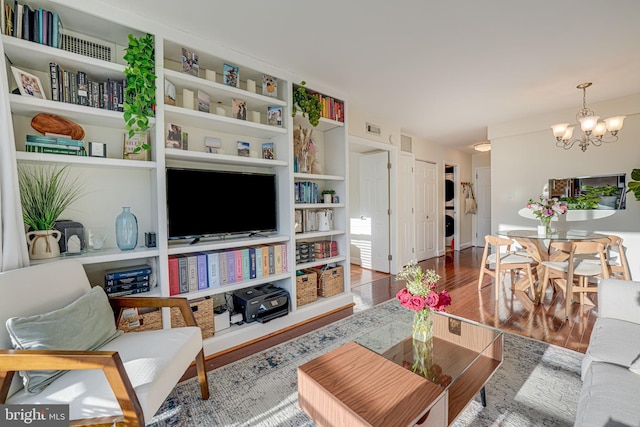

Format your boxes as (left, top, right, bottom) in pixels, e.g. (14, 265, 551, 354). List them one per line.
(171, 297, 214, 339)
(314, 265, 344, 297)
(117, 307, 162, 332)
(296, 270, 318, 306)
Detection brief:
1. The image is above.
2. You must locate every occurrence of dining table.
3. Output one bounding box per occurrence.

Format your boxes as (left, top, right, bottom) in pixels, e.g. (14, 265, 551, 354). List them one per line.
(496, 229, 610, 303)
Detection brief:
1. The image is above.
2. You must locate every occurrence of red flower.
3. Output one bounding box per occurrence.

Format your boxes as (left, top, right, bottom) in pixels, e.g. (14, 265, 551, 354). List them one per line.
(424, 291, 439, 308)
(396, 288, 411, 305)
(436, 290, 452, 310)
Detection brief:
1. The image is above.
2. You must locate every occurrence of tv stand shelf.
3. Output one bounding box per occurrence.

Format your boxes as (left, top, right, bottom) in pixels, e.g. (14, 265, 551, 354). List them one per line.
(167, 234, 289, 255)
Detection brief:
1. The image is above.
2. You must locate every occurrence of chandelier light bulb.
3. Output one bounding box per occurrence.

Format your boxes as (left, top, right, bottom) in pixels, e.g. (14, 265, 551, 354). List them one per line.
(592, 122, 607, 137)
(551, 123, 569, 139)
(604, 116, 625, 133)
(579, 115, 599, 133)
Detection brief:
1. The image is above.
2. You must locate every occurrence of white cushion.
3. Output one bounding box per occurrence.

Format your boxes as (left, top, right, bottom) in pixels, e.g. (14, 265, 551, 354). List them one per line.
(574, 362, 640, 427)
(487, 252, 534, 265)
(582, 317, 640, 379)
(541, 259, 604, 277)
(6, 326, 203, 423)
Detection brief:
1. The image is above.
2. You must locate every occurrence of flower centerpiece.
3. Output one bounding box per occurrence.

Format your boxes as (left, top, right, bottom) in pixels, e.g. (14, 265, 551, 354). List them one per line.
(526, 196, 567, 234)
(395, 260, 451, 342)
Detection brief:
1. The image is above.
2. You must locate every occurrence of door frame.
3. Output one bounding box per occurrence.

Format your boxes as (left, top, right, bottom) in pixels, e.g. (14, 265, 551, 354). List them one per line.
(443, 161, 460, 252)
(349, 136, 399, 274)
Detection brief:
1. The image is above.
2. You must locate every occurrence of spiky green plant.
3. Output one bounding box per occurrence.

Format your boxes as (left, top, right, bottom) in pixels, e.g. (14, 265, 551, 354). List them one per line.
(18, 165, 85, 230)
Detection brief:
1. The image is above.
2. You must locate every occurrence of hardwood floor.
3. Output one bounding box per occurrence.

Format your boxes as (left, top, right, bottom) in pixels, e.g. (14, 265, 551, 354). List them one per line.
(184, 246, 595, 380)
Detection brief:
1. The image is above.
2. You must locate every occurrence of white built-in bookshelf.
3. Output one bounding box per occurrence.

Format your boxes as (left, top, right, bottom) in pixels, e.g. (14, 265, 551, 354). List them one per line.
(2, 0, 351, 356)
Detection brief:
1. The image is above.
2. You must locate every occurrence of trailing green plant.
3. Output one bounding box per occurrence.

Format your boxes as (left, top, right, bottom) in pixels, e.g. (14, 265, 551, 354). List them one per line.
(582, 185, 619, 197)
(291, 81, 322, 127)
(123, 33, 156, 152)
(627, 168, 640, 201)
(18, 165, 85, 231)
(560, 194, 600, 210)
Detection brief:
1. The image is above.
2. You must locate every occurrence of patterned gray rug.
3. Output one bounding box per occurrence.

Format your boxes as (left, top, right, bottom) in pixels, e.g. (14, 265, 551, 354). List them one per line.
(148, 299, 583, 426)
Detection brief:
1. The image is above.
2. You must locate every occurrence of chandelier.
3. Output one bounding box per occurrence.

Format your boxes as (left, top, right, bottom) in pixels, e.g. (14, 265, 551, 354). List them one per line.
(551, 82, 625, 152)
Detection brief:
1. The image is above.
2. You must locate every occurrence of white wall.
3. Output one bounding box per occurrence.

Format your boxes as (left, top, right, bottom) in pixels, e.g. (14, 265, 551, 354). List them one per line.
(488, 93, 640, 279)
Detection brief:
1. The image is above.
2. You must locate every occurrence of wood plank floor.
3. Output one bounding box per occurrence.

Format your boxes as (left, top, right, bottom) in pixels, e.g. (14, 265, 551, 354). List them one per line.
(185, 246, 595, 380)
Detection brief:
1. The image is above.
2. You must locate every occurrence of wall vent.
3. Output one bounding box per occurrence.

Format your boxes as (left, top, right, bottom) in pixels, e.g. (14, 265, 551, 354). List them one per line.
(400, 135, 412, 152)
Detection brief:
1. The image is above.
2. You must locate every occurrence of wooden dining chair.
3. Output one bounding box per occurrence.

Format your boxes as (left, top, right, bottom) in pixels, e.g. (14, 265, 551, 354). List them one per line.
(540, 241, 608, 318)
(604, 235, 631, 280)
(478, 235, 539, 300)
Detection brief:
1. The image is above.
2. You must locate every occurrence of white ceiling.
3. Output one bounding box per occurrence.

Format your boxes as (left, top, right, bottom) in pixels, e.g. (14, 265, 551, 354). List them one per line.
(99, 0, 640, 153)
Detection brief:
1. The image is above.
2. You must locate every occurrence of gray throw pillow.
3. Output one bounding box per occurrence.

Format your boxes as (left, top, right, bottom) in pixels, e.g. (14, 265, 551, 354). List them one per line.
(5, 286, 123, 394)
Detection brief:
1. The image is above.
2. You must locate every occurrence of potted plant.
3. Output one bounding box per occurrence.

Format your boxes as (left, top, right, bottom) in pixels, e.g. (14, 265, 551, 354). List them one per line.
(322, 189, 335, 204)
(18, 165, 85, 259)
(123, 33, 156, 154)
(291, 81, 322, 127)
(627, 168, 640, 201)
(582, 185, 619, 208)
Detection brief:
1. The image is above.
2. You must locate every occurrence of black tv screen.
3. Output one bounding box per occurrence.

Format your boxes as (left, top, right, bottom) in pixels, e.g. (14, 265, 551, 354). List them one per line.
(166, 168, 278, 240)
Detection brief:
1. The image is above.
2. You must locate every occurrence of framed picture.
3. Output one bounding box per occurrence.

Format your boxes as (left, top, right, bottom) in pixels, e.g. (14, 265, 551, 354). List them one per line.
(232, 99, 247, 120)
(166, 123, 182, 149)
(11, 66, 45, 99)
(123, 132, 150, 160)
(237, 141, 250, 157)
(197, 90, 210, 113)
(268, 106, 283, 127)
(181, 48, 199, 77)
(262, 75, 277, 97)
(262, 142, 275, 160)
(223, 63, 239, 87)
(205, 136, 222, 154)
(164, 79, 176, 106)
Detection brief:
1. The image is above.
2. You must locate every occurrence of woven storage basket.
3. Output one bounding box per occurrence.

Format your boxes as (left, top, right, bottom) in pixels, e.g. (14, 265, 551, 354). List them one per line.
(170, 297, 214, 339)
(315, 265, 344, 297)
(296, 270, 318, 306)
(117, 307, 163, 332)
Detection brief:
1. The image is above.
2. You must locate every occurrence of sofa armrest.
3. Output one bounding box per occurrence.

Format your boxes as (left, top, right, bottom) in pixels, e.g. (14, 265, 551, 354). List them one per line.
(0, 349, 144, 426)
(598, 278, 640, 324)
(109, 296, 197, 327)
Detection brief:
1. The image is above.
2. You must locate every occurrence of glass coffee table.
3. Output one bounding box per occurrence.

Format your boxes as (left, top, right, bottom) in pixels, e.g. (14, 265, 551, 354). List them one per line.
(298, 311, 503, 427)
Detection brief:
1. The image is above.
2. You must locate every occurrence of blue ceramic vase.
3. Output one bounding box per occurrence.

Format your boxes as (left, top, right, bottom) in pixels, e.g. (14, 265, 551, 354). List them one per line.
(115, 207, 138, 250)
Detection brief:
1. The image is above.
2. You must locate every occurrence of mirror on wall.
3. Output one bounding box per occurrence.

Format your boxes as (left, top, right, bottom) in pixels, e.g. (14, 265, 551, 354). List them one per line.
(549, 173, 627, 210)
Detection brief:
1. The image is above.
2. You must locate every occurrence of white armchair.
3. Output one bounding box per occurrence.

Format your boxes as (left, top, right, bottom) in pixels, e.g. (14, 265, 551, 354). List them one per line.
(0, 259, 209, 426)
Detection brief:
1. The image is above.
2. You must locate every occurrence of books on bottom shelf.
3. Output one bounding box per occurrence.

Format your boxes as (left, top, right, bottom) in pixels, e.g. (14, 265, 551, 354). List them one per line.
(168, 243, 288, 296)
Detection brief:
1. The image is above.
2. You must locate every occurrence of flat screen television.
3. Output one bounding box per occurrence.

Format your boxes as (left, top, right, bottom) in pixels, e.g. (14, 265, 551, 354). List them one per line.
(166, 167, 278, 241)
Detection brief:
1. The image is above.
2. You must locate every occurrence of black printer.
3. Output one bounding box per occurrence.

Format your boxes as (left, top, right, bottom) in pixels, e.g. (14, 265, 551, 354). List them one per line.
(233, 284, 289, 323)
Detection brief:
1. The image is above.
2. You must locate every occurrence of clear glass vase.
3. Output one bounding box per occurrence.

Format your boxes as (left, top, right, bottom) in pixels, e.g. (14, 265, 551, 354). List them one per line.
(540, 216, 552, 234)
(412, 309, 433, 342)
(115, 207, 138, 251)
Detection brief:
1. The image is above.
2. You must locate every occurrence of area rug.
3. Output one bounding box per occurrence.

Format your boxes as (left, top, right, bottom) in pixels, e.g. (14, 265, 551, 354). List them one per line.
(148, 299, 583, 426)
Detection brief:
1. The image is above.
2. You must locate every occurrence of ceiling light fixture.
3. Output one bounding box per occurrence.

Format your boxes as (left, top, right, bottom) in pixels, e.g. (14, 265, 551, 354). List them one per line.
(551, 82, 625, 152)
(474, 142, 491, 152)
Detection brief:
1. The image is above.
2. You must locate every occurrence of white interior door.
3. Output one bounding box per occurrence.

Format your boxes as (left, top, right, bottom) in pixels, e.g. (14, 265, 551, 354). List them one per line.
(415, 160, 437, 260)
(475, 167, 492, 246)
(398, 153, 415, 267)
(359, 151, 390, 273)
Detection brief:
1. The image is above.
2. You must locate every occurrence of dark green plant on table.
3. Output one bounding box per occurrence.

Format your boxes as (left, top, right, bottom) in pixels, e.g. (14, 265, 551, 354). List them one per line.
(628, 168, 640, 201)
(292, 81, 322, 127)
(123, 33, 156, 152)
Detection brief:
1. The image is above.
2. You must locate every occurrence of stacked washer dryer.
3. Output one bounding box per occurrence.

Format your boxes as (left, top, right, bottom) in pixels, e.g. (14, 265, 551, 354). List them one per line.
(444, 166, 455, 251)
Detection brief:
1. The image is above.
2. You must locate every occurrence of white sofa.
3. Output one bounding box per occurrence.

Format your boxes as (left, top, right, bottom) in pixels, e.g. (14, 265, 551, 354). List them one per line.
(574, 278, 640, 427)
(0, 260, 209, 426)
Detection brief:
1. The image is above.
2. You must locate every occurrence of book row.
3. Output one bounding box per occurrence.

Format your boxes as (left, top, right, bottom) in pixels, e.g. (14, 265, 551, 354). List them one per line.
(295, 181, 320, 204)
(168, 243, 288, 296)
(2, 1, 63, 48)
(25, 134, 87, 156)
(312, 92, 345, 123)
(49, 62, 125, 111)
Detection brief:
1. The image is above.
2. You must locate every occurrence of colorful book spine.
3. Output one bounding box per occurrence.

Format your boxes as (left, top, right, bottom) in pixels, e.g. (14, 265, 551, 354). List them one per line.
(281, 243, 288, 273)
(219, 251, 228, 285)
(262, 245, 270, 277)
(241, 248, 250, 281)
(178, 255, 189, 294)
(105, 280, 150, 295)
(187, 255, 198, 292)
(168, 255, 180, 296)
(107, 286, 150, 297)
(268, 245, 275, 275)
(226, 251, 236, 284)
(249, 247, 257, 279)
(25, 144, 87, 156)
(196, 252, 208, 290)
(274, 244, 283, 275)
(255, 246, 263, 278)
(206, 251, 220, 288)
(234, 249, 243, 282)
